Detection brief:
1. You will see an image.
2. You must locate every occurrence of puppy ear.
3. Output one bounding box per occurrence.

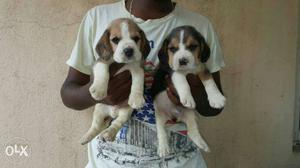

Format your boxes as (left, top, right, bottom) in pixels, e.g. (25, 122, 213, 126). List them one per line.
(139, 30, 151, 59)
(199, 37, 210, 63)
(158, 39, 169, 65)
(95, 29, 113, 62)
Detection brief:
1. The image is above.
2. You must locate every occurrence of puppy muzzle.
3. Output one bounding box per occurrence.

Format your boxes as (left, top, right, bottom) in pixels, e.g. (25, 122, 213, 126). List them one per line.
(123, 47, 134, 58)
(114, 40, 141, 63)
(179, 58, 189, 66)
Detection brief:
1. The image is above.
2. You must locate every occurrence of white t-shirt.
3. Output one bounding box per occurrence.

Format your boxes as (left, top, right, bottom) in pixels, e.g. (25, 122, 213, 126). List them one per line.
(67, 1, 225, 168)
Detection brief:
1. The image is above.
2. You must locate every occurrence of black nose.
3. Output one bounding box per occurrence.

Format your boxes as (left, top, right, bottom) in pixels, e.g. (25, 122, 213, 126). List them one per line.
(179, 58, 189, 66)
(123, 48, 134, 58)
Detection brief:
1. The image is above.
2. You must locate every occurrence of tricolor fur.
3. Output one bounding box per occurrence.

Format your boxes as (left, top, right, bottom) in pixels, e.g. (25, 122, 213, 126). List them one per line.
(151, 26, 226, 157)
(80, 18, 150, 145)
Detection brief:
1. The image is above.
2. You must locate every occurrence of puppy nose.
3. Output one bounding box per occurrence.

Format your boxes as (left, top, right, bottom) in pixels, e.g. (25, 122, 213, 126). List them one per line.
(123, 47, 134, 58)
(179, 58, 189, 66)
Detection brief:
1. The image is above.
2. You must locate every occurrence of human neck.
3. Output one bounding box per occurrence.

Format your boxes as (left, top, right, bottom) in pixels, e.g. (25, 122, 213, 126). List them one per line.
(125, 0, 174, 20)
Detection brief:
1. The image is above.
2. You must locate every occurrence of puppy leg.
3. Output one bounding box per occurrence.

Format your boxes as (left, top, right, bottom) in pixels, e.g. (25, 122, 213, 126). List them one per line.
(180, 109, 210, 152)
(172, 72, 195, 109)
(154, 102, 170, 157)
(127, 63, 145, 109)
(198, 72, 226, 109)
(80, 104, 111, 145)
(100, 106, 133, 141)
(89, 62, 110, 100)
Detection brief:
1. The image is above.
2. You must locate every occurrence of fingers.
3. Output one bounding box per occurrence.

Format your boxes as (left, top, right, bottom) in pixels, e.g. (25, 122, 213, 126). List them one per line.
(100, 70, 132, 105)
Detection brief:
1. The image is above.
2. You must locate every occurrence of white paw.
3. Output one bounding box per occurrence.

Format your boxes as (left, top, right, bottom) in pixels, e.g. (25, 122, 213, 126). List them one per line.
(199, 142, 211, 153)
(157, 143, 170, 158)
(180, 94, 196, 109)
(99, 127, 117, 142)
(188, 132, 211, 153)
(89, 84, 107, 100)
(207, 92, 226, 109)
(79, 135, 91, 145)
(128, 93, 145, 109)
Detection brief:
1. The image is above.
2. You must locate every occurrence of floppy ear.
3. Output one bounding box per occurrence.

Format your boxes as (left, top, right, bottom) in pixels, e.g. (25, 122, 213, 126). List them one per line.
(157, 39, 173, 73)
(139, 30, 151, 59)
(199, 37, 210, 63)
(158, 39, 169, 66)
(95, 29, 113, 62)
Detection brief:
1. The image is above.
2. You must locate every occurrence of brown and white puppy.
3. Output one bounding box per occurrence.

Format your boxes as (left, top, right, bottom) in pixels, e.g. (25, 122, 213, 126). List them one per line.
(152, 26, 226, 157)
(80, 18, 150, 145)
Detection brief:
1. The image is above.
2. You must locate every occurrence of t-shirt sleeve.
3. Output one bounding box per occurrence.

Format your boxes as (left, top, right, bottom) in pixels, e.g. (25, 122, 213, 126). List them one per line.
(204, 21, 225, 73)
(66, 11, 95, 75)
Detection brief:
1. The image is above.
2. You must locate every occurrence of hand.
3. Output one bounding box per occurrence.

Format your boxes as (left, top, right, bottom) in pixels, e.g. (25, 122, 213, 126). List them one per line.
(91, 63, 132, 105)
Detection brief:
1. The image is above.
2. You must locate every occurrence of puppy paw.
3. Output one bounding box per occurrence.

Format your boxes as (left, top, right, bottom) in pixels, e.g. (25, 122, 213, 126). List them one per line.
(180, 95, 196, 109)
(207, 92, 226, 109)
(157, 144, 171, 158)
(100, 127, 117, 142)
(199, 142, 211, 153)
(128, 93, 145, 109)
(79, 134, 93, 145)
(89, 84, 107, 100)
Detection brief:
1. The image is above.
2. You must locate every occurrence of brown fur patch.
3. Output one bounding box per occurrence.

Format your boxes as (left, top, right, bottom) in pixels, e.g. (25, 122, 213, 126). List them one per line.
(95, 29, 113, 63)
(96, 18, 150, 63)
(167, 38, 179, 67)
(185, 36, 201, 64)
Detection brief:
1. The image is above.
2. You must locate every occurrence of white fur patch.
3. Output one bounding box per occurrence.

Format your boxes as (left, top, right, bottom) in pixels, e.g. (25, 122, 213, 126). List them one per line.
(172, 30, 195, 71)
(172, 72, 195, 109)
(179, 30, 184, 45)
(121, 22, 130, 38)
(202, 78, 226, 109)
(89, 62, 110, 100)
(113, 21, 142, 63)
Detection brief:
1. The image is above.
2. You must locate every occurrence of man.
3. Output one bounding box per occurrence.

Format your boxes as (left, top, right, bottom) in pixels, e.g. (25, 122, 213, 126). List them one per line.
(60, 0, 225, 167)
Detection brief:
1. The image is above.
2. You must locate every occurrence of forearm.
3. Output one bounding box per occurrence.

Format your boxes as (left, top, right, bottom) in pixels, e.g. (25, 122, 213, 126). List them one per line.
(192, 72, 224, 116)
(60, 81, 97, 110)
(193, 84, 224, 116)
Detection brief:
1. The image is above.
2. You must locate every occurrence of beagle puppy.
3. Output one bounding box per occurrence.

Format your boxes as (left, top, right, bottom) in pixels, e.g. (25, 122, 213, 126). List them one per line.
(151, 26, 226, 157)
(80, 18, 150, 145)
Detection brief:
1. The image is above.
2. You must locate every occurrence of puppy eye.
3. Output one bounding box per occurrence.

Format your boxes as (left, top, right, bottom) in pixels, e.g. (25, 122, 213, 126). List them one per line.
(187, 45, 198, 51)
(132, 36, 140, 43)
(168, 47, 178, 53)
(111, 37, 120, 44)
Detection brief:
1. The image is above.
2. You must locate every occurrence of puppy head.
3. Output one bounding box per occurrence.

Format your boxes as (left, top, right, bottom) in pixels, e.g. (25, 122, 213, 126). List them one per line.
(95, 18, 150, 63)
(158, 26, 210, 71)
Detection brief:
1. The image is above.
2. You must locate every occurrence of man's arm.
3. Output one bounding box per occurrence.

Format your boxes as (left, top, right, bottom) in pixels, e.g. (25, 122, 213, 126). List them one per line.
(167, 71, 224, 116)
(192, 71, 225, 116)
(60, 67, 96, 110)
(60, 66, 132, 110)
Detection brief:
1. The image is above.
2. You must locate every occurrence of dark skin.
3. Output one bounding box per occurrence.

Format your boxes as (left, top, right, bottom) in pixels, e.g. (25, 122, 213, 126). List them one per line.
(61, 67, 95, 110)
(60, 0, 224, 115)
(126, 0, 174, 20)
(60, 66, 132, 110)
